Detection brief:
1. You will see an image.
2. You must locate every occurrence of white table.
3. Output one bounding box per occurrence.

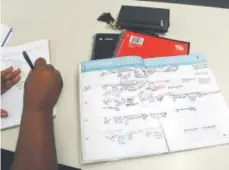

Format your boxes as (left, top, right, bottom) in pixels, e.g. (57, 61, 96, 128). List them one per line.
(2, 0, 229, 169)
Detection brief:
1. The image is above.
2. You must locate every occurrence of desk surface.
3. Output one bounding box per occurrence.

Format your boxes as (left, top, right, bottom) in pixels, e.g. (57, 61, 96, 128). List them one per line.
(1, 0, 229, 169)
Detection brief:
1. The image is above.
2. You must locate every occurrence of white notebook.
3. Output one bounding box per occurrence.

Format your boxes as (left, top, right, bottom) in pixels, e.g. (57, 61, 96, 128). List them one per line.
(1, 40, 51, 130)
(79, 54, 229, 163)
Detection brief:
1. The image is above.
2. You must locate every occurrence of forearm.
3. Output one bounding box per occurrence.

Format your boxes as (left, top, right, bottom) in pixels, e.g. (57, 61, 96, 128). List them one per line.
(12, 108, 57, 170)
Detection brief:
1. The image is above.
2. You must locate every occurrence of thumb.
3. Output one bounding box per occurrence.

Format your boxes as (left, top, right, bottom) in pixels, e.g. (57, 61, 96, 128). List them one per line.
(1, 109, 8, 118)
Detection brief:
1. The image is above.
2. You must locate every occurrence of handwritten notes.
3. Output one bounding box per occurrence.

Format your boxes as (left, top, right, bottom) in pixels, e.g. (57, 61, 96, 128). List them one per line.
(80, 55, 229, 163)
(1, 40, 50, 129)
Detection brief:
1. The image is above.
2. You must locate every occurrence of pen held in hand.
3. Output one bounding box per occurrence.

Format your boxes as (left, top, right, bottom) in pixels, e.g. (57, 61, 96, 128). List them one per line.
(22, 51, 34, 69)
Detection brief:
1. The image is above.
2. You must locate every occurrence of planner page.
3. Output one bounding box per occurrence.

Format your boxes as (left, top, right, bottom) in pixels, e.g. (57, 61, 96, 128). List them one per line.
(144, 54, 229, 152)
(79, 57, 169, 163)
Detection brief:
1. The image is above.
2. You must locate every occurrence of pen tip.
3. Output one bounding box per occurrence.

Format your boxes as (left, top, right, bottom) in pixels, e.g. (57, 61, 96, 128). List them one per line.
(22, 51, 28, 57)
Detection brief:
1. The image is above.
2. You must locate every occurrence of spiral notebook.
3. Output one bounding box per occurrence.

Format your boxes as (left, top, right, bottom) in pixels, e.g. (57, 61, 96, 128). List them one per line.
(79, 54, 229, 163)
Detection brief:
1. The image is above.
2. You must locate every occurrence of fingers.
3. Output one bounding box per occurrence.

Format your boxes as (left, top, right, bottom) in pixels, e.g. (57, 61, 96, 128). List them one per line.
(56, 70, 63, 87)
(5, 76, 21, 86)
(34, 58, 59, 71)
(32, 58, 61, 87)
(1, 109, 8, 118)
(47, 64, 54, 70)
(1, 76, 21, 94)
(1, 67, 13, 76)
(3, 68, 21, 80)
(34, 58, 57, 73)
(1, 67, 21, 94)
(34, 58, 46, 68)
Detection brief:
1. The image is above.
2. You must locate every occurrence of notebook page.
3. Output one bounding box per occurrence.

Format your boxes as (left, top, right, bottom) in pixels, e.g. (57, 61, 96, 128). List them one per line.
(144, 54, 229, 152)
(80, 57, 168, 163)
(1, 40, 50, 130)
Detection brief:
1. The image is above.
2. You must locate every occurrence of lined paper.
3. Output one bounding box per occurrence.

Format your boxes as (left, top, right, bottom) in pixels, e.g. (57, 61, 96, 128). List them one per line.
(1, 40, 50, 129)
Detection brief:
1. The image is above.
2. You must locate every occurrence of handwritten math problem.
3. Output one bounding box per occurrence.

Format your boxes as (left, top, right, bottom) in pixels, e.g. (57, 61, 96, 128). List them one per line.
(82, 65, 219, 113)
(80, 55, 229, 162)
(105, 128, 164, 145)
(103, 112, 167, 126)
(81, 63, 222, 138)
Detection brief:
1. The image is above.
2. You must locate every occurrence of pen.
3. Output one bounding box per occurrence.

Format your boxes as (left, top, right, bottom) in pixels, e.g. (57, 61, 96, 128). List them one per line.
(22, 51, 34, 69)
(1, 28, 13, 47)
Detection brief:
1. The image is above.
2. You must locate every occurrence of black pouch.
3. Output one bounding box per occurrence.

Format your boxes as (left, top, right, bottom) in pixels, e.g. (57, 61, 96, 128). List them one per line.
(116, 6, 170, 33)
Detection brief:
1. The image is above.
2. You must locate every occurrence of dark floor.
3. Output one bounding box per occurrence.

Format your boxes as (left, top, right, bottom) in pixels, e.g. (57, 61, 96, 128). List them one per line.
(139, 0, 229, 8)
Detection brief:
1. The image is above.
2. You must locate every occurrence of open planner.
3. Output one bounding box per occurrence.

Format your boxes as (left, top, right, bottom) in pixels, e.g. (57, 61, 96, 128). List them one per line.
(79, 54, 229, 163)
(1, 40, 51, 130)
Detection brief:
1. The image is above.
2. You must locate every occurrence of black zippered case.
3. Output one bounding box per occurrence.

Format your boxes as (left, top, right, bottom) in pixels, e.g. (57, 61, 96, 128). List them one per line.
(117, 6, 170, 33)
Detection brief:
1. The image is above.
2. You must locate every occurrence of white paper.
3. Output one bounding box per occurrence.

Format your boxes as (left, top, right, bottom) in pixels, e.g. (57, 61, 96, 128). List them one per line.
(80, 66, 169, 163)
(1, 24, 13, 47)
(79, 55, 229, 163)
(1, 40, 50, 130)
(151, 64, 229, 152)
